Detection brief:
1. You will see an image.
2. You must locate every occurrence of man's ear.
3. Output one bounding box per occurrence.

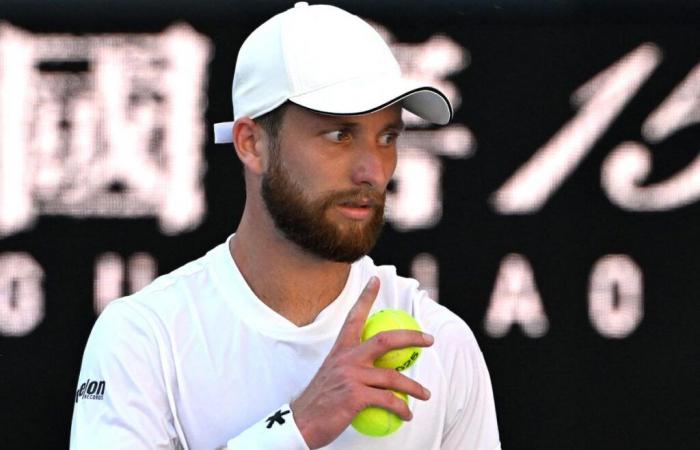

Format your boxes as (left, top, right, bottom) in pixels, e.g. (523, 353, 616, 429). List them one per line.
(232, 118, 269, 175)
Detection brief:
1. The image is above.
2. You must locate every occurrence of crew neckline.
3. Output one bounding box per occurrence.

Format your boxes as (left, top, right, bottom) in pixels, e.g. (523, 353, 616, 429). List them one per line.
(208, 234, 362, 342)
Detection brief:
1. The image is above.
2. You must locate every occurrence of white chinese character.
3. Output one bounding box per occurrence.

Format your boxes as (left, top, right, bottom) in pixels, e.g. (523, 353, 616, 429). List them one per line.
(0, 23, 211, 237)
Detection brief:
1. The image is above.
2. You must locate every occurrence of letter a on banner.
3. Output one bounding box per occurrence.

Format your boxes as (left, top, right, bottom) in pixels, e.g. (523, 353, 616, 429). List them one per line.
(484, 254, 549, 338)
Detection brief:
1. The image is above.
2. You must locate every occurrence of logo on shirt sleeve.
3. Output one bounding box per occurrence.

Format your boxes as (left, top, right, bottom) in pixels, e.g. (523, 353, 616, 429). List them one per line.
(75, 379, 106, 403)
(265, 409, 290, 429)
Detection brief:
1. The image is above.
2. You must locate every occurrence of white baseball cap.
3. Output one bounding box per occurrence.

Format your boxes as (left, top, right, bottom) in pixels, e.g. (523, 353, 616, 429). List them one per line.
(213, 2, 452, 144)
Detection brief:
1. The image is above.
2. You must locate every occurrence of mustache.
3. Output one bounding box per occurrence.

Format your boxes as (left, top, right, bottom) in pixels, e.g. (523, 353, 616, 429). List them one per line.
(320, 188, 385, 208)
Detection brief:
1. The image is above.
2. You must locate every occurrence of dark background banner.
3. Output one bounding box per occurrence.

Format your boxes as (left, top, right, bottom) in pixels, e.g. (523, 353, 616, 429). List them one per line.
(1, 1, 699, 449)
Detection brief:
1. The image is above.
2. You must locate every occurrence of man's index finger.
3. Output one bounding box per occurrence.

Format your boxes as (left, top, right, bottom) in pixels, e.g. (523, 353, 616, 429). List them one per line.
(336, 276, 380, 347)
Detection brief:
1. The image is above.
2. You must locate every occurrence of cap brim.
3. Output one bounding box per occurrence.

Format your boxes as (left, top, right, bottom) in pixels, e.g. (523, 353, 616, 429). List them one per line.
(290, 76, 452, 125)
(213, 77, 452, 144)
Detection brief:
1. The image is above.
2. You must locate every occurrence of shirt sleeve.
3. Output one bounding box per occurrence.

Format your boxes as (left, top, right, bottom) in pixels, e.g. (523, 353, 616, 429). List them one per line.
(439, 321, 501, 450)
(70, 300, 184, 449)
(226, 403, 309, 450)
(70, 299, 312, 450)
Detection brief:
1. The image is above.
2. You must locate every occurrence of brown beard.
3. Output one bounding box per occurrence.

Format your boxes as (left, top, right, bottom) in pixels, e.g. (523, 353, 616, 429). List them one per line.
(261, 147, 385, 263)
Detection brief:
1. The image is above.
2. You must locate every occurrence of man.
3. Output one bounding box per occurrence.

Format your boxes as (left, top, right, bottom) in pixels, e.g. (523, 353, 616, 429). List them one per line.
(70, 3, 501, 449)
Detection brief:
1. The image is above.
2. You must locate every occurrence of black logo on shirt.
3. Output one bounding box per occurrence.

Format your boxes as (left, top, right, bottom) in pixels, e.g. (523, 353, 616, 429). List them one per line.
(265, 409, 290, 429)
(75, 379, 106, 403)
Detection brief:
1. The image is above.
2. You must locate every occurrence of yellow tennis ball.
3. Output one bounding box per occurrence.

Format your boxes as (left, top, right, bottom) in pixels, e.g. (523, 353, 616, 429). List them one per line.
(361, 309, 422, 371)
(351, 391, 407, 436)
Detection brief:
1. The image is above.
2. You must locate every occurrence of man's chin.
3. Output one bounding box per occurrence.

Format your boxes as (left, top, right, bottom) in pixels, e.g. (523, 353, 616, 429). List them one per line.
(323, 243, 373, 263)
(331, 224, 378, 247)
(301, 224, 378, 262)
(336, 229, 382, 260)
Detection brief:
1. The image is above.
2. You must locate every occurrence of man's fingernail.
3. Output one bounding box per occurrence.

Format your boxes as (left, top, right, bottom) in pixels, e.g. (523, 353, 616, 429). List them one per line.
(423, 333, 434, 344)
(423, 387, 431, 399)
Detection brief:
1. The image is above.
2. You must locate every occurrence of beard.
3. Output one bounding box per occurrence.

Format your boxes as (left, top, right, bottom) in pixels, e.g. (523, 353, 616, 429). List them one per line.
(261, 149, 385, 263)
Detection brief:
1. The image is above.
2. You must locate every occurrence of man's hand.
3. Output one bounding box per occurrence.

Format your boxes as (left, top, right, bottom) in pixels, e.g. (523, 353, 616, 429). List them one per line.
(290, 277, 434, 449)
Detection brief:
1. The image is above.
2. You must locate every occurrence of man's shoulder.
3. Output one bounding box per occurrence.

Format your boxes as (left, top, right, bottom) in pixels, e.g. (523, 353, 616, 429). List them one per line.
(140, 246, 218, 295)
(101, 242, 228, 324)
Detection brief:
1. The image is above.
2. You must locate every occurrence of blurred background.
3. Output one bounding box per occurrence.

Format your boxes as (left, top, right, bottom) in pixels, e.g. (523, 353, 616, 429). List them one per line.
(1, 1, 699, 448)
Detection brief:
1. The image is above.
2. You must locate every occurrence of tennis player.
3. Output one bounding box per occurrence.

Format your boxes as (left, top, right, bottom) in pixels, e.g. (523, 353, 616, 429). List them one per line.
(70, 3, 501, 449)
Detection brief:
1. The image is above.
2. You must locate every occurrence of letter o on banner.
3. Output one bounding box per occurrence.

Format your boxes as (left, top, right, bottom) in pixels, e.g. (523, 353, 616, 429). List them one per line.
(588, 254, 644, 338)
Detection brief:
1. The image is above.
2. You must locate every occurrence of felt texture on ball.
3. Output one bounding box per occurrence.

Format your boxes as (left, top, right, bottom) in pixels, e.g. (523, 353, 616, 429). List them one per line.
(362, 309, 422, 371)
(351, 391, 408, 437)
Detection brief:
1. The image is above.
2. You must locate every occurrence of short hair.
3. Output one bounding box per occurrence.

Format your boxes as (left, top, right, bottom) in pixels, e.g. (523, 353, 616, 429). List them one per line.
(253, 101, 289, 146)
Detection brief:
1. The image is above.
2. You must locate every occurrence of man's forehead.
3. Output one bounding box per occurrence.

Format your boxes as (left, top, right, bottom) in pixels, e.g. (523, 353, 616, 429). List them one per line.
(286, 102, 404, 128)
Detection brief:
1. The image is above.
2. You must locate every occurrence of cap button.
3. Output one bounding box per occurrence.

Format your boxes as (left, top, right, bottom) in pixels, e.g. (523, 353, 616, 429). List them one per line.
(294, 2, 309, 7)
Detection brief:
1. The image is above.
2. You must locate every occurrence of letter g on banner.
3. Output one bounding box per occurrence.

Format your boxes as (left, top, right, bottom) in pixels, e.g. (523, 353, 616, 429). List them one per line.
(0, 253, 44, 336)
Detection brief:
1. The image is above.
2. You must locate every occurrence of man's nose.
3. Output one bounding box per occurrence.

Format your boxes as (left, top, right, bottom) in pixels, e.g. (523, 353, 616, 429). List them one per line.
(350, 143, 394, 189)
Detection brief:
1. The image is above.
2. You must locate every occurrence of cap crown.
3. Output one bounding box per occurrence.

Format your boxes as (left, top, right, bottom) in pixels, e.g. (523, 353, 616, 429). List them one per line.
(232, 2, 400, 120)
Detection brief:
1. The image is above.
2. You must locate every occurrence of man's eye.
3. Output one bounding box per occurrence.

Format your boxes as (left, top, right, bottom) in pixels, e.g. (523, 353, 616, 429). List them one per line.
(379, 132, 399, 146)
(324, 130, 350, 142)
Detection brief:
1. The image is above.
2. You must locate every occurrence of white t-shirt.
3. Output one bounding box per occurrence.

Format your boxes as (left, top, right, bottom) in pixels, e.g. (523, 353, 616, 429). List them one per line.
(70, 236, 501, 450)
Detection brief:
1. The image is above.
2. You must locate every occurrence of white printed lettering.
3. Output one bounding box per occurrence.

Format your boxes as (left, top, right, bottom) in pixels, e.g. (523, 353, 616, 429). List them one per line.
(589, 254, 644, 338)
(0, 253, 44, 336)
(94, 252, 157, 314)
(484, 254, 549, 338)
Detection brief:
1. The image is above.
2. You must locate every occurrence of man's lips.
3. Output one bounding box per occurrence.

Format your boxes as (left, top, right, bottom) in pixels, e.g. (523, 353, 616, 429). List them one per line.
(339, 197, 375, 208)
(336, 198, 378, 220)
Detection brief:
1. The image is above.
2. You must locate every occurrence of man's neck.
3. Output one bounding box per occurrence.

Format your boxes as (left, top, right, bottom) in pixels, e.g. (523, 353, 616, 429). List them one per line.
(230, 214, 352, 327)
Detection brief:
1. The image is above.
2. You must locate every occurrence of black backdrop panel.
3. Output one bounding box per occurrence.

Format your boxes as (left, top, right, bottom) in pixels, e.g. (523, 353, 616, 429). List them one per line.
(1, 2, 699, 449)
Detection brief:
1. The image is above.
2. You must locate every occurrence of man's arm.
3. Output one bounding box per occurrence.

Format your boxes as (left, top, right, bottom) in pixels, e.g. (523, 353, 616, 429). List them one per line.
(70, 300, 183, 449)
(71, 298, 310, 450)
(438, 321, 501, 450)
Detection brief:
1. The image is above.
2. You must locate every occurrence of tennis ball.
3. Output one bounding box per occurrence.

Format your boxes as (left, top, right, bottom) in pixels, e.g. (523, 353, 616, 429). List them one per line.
(351, 390, 407, 436)
(361, 309, 422, 371)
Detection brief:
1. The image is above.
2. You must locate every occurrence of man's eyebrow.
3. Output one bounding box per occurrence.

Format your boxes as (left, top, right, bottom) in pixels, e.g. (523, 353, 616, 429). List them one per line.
(329, 121, 360, 130)
(386, 120, 406, 132)
(321, 119, 405, 131)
